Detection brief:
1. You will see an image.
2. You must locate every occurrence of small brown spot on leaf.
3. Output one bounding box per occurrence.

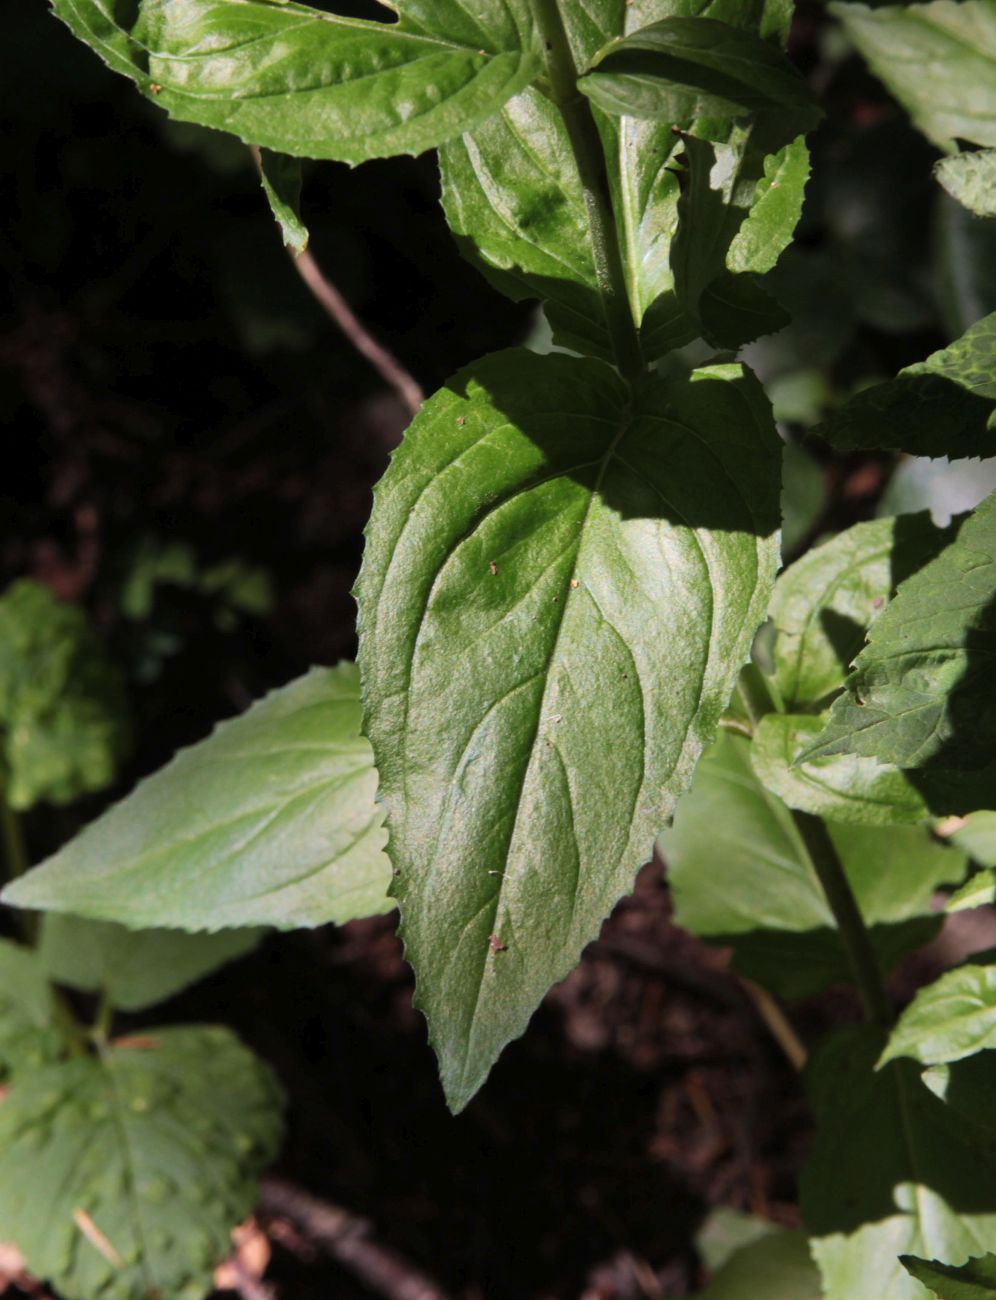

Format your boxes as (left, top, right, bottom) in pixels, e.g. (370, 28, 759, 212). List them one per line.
(570, 578, 579, 589)
(149, 83, 163, 95)
(488, 934, 507, 955)
(457, 416, 466, 426)
(489, 561, 498, 576)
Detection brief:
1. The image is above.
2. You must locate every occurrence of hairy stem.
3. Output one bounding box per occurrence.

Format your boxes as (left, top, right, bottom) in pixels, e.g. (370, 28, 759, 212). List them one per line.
(532, 0, 646, 383)
(792, 809, 894, 1026)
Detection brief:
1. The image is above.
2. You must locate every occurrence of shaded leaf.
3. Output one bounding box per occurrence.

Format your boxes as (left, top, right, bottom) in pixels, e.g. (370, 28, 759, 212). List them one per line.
(881, 964, 996, 1068)
(0, 1027, 283, 1300)
(51, 0, 542, 163)
(0, 580, 129, 810)
(817, 313, 996, 460)
(39, 916, 263, 1012)
(0, 940, 63, 1077)
(696, 1224, 821, 1299)
(752, 712, 930, 826)
(832, 0, 996, 152)
(4, 665, 392, 931)
(357, 349, 781, 1111)
(902, 1253, 996, 1299)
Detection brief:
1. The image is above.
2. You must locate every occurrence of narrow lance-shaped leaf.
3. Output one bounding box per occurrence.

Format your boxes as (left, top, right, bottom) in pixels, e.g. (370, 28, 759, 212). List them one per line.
(831, 0, 996, 153)
(258, 151, 308, 256)
(902, 1253, 996, 1299)
(51, 0, 542, 163)
(3, 664, 392, 931)
(357, 349, 781, 1111)
(816, 312, 996, 460)
(804, 491, 996, 776)
(0, 1027, 283, 1300)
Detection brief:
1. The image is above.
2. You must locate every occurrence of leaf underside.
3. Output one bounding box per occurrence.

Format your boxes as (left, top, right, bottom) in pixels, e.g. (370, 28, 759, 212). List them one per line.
(357, 347, 781, 1110)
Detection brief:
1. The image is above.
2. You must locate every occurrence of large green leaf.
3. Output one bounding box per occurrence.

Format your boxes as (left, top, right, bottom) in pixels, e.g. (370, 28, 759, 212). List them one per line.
(936, 151, 996, 218)
(751, 712, 931, 825)
(356, 349, 781, 1110)
(51, 0, 542, 163)
(816, 313, 996, 460)
(806, 492, 996, 778)
(881, 965, 996, 1068)
(4, 665, 392, 931)
(803, 1029, 996, 1300)
(832, 1, 996, 153)
(0, 580, 130, 810)
(903, 1252, 996, 1298)
(39, 916, 262, 1012)
(768, 514, 950, 711)
(0, 940, 63, 1077)
(438, 0, 806, 362)
(694, 1211, 821, 1300)
(663, 729, 965, 999)
(0, 1026, 283, 1300)
(578, 17, 820, 136)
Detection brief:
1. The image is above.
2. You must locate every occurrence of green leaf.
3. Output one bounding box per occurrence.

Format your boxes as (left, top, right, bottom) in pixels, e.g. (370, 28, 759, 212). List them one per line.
(936, 151, 996, 218)
(578, 17, 821, 136)
(39, 916, 262, 1012)
(880, 964, 996, 1068)
(51, 0, 542, 163)
(0, 939, 63, 1077)
(0, 580, 130, 810)
(947, 868, 996, 912)
(696, 1207, 781, 1273)
(816, 313, 996, 460)
(662, 729, 965, 999)
(804, 1028, 996, 1300)
(805, 491, 996, 779)
(3, 664, 392, 931)
(258, 150, 308, 256)
(696, 1225, 822, 1299)
(439, 1, 805, 362)
(751, 712, 931, 826)
(950, 812, 996, 867)
(357, 349, 781, 1111)
(769, 514, 950, 711)
(0, 1026, 283, 1300)
(903, 1252, 996, 1298)
(832, 0, 996, 153)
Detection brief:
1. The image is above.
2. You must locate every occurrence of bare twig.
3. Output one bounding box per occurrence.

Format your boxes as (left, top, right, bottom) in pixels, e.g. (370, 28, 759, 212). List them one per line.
(259, 1178, 450, 1300)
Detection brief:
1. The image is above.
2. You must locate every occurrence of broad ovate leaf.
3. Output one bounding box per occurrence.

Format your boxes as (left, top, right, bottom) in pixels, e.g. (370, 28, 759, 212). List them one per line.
(768, 513, 951, 710)
(696, 1226, 822, 1299)
(4, 665, 392, 931)
(803, 1028, 996, 1300)
(832, 0, 996, 153)
(806, 491, 996, 778)
(39, 916, 262, 1012)
(817, 313, 996, 460)
(357, 349, 781, 1110)
(0, 580, 130, 810)
(0, 1027, 283, 1300)
(662, 729, 965, 999)
(903, 1252, 996, 1299)
(751, 713, 931, 826)
(51, 0, 542, 163)
(880, 964, 996, 1068)
(936, 151, 996, 218)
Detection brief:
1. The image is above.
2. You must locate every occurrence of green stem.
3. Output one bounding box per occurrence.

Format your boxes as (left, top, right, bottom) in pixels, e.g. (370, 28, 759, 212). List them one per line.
(532, 0, 646, 383)
(0, 787, 29, 883)
(792, 809, 894, 1027)
(93, 987, 115, 1043)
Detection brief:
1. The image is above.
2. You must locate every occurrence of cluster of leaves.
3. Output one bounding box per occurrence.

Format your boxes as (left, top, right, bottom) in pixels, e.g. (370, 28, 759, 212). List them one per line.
(3, 0, 995, 1297)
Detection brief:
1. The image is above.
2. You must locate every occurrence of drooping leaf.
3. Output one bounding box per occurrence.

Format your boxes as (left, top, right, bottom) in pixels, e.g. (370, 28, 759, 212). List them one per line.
(0, 580, 130, 810)
(0, 1027, 283, 1300)
(832, 0, 996, 153)
(0, 940, 64, 1077)
(950, 812, 996, 867)
(880, 964, 996, 1068)
(902, 1253, 996, 1300)
(751, 712, 931, 825)
(50, 0, 542, 163)
(936, 151, 996, 218)
(805, 492, 996, 779)
(258, 150, 308, 256)
(768, 513, 950, 711)
(947, 868, 996, 912)
(816, 313, 996, 460)
(661, 729, 964, 999)
(3, 665, 392, 931)
(803, 1028, 996, 1300)
(356, 349, 781, 1111)
(578, 17, 821, 138)
(39, 916, 263, 1012)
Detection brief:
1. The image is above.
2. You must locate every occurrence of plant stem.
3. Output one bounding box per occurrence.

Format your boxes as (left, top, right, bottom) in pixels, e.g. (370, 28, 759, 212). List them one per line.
(93, 987, 115, 1043)
(532, 0, 646, 383)
(791, 809, 894, 1027)
(0, 786, 29, 884)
